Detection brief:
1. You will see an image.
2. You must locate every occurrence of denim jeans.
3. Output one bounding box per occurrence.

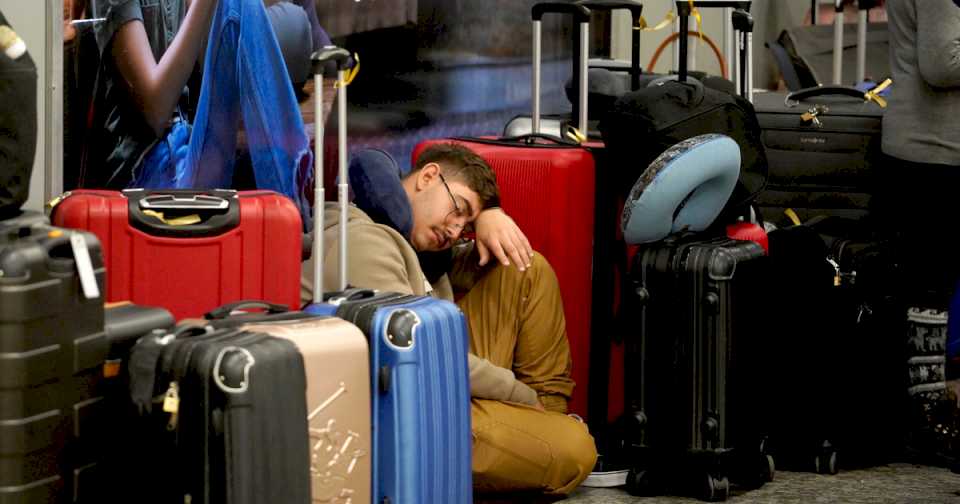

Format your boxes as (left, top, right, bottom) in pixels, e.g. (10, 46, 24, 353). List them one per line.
(135, 0, 313, 227)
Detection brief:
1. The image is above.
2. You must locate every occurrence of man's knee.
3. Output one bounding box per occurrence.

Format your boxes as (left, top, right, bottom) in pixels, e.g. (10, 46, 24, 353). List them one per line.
(542, 415, 597, 495)
(472, 403, 596, 495)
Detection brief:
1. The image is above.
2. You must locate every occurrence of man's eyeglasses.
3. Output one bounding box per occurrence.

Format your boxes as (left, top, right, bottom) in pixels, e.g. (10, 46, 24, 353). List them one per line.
(438, 172, 475, 236)
(438, 172, 467, 220)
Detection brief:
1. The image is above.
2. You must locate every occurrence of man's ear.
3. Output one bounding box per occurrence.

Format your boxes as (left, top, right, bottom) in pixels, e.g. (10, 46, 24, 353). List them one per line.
(415, 162, 440, 191)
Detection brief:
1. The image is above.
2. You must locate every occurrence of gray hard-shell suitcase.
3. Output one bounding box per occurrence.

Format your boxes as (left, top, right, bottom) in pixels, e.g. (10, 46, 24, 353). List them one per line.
(0, 223, 107, 503)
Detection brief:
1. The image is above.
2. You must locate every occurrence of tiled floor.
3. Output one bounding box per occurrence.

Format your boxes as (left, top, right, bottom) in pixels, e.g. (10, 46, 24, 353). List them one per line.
(564, 464, 960, 504)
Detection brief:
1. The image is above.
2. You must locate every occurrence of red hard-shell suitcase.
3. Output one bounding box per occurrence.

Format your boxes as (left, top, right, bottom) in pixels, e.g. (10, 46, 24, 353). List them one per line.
(413, 3, 597, 417)
(51, 189, 302, 320)
(412, 137, 595, 417)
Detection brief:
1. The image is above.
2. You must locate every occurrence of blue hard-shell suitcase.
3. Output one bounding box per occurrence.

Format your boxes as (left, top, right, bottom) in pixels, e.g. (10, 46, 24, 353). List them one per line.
(307, 292, 473, 504)
(303, 48, 473, 504)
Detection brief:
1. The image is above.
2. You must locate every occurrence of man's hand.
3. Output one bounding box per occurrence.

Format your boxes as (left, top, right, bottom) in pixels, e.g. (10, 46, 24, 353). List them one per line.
(474, 208, 533, 272)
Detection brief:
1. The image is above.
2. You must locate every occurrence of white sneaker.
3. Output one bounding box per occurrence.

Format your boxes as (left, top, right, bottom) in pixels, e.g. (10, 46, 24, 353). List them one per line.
(581, 469, 628, 488)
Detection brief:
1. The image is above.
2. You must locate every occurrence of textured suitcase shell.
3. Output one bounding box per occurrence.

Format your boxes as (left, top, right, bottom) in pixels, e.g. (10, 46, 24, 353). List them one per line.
(413, 138, 596, 419)
(243, 318, 371, 504)
(0, 226, 107, 503)
(51, 189, 302, 320)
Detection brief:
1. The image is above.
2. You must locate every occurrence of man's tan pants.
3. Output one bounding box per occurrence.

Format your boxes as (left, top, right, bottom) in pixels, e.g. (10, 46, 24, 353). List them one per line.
(457, 253, 597, 495)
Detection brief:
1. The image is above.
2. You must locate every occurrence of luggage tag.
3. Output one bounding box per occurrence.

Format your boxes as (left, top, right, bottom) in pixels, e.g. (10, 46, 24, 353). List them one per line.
(69, 232, 101, 300)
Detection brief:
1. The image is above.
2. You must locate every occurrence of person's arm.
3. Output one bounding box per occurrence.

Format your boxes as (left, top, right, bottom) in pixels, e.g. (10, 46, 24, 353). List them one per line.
(110, 0, 217, 136)
(324, 221, 417, 295)
(915, 0, 960, 89)
(468, 354, 540, 406)
(473, 208, 534, 272)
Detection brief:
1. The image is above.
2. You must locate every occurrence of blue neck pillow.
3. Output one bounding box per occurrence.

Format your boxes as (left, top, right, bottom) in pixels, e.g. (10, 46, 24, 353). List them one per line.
(621, 134, 741, 245)
(348, 148, 452, 281)
(348, 148, 413, 239)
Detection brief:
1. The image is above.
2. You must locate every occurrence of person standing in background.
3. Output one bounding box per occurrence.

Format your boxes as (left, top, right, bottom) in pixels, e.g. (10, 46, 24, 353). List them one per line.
(877, 0, 960, 301)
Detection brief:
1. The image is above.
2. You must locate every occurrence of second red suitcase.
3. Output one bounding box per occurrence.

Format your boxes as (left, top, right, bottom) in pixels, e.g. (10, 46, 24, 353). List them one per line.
(51, 189, 302, 320)
(412, 3, 597, 419)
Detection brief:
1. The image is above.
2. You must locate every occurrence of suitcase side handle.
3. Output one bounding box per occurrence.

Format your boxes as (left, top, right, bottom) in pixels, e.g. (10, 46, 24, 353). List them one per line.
(205, 300, 291, 320)
(138, 194, 230, 211)
(125, 191, 241, 238)
(451, 133, 580, 148)
(785, 85, 870, 106)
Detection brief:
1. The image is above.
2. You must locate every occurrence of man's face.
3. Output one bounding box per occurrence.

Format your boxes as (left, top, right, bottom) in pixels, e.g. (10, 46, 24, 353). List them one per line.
(408, 163, 482, 252)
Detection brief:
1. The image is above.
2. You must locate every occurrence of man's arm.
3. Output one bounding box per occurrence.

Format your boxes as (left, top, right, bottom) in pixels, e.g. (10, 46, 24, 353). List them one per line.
(916, 0, 960, 88)
(473, 208, 534, 272)
(302, 221, 414, 303)
(326, 222, 415, 295)
(468, 354, 540, 406)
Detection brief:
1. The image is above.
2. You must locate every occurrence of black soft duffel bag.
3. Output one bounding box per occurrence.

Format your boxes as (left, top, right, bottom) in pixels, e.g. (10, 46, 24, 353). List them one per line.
(599, 78, 769, 217)
(0, 10, 37, 219)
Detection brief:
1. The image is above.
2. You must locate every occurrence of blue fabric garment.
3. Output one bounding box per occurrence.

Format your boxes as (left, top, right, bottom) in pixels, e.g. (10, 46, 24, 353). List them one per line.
(133, 118, 191, 189)
(348, 148, 412, 239)
(948, 282, 960, 362)
(134, 0, 313, 229)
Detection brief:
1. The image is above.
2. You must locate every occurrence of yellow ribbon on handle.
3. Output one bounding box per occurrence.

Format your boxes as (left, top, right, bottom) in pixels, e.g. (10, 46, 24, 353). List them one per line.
(334, 53, 360, 88)
(143, 210, 202, 226)
(864, 78, 892, 108)
(784, 208, 802, 226)
(638, 1, 702, 40)
(639, 10, 676, 32)
(689, 0, 704, 42)
(565, 126, 587, 145)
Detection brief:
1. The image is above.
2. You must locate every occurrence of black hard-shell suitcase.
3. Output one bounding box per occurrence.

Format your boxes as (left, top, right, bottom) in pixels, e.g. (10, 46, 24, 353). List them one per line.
(618, 236, 773, 501)
(121, 326, 312, 504)
(0, 223, 107, 503)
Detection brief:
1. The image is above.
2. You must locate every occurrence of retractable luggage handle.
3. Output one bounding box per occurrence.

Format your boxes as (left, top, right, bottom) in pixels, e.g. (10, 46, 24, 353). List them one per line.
(832, 0, 844, 84)
(573, 1, 644, 91)
(675, 1, 754, 102)
(312, 47, 356, 302)
(531, 3, 591, 136)
(831, 0, 874, 85)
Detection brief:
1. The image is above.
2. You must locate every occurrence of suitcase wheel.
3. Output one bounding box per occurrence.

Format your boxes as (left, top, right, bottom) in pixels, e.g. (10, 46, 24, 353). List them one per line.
(814, 449, 839, 475)
(762, 454, 776, 483)
(701, 474, 730, 502)
(625, 467, 658, 497)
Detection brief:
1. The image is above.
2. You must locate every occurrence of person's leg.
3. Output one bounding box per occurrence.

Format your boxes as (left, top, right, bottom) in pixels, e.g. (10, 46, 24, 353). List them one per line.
(876, 156, 960, 305)
(471, 398, 596, 496)
(456, 251, 574, 413)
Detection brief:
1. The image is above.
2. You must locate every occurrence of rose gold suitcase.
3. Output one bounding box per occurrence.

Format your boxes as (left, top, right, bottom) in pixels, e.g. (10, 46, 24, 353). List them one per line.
(242, 317, 371, 504)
